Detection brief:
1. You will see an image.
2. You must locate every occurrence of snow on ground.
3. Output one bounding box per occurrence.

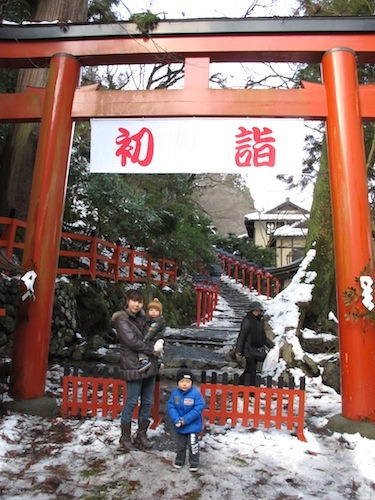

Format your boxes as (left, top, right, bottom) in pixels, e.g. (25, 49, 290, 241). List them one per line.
(1, 252, 375, 499)
(0, 370, 374, 499)
(208, 294, 237, 328)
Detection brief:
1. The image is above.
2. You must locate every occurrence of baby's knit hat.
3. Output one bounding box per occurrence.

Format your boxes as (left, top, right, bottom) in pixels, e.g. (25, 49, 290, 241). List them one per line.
(147, 298, 163, 314)
(176, 367, 194, 384)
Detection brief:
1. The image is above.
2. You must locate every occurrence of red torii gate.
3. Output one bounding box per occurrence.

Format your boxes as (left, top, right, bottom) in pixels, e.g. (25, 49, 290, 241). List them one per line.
(0, 17, 374, 427)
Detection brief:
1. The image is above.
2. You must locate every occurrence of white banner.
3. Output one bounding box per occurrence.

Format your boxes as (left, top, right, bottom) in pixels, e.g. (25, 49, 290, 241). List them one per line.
(90, 118, 304, 174)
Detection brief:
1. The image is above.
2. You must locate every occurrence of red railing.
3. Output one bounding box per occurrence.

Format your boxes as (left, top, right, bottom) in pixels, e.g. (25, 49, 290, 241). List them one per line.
(216, 249, 280, 299)
(0, 216, 177, 286)
(201, 371, 306, 441)
(61, 366, 162, 428)
(0, 216, 27, 260)
(194, 277, 219, 327)
(61, 368, 306, 441)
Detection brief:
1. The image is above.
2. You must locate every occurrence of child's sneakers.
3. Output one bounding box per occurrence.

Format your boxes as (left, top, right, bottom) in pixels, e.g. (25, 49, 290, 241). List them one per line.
(189, 465, 199, 472)
(138, 360, 151, 373)
(173, 460, 183, 469)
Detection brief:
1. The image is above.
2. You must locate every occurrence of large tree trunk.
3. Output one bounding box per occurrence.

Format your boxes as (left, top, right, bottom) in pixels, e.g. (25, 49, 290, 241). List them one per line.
(303, 138, 337, 332)
(0, 0, 88, 219)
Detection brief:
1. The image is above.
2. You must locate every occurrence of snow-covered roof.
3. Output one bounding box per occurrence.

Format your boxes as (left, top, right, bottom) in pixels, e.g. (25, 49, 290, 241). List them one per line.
(245, 198, 310, 221)
(245, 213, 307, 221)
(273, 225, 308, 237)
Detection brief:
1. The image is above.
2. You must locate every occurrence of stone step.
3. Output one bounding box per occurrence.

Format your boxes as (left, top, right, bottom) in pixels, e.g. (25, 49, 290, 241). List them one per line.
(165, 338, 228, 347)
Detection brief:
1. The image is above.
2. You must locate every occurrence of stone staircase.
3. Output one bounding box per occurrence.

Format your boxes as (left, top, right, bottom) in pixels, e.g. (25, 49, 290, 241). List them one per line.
(215, 280, 252, 328)
(162, 279, 253, 376)
(92, 279, 254, 378)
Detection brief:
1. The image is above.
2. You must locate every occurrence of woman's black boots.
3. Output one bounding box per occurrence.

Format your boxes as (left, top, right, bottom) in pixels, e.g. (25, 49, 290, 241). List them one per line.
(120, 422, 137, 452)
(134, 420, 153, 450)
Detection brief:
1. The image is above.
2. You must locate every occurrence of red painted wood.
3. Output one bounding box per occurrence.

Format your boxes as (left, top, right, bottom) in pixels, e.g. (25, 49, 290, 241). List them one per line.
(200, 381, 306, 441)
(1, 24, 374, 423)
(10, 54, 81, 400)
(2, 33, 375, 68)
(322, 48, 375, 422)
(61, 376, 162, 428)
(0, 217, 178, 285)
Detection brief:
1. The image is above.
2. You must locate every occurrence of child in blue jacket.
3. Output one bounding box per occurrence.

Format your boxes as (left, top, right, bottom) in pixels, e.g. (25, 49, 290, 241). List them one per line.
(167, 367, 205, 471)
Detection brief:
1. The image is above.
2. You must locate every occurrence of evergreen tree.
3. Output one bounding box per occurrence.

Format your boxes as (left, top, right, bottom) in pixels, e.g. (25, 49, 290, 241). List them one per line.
(293, 0, 375, 330)
(64, 48, 215, 274)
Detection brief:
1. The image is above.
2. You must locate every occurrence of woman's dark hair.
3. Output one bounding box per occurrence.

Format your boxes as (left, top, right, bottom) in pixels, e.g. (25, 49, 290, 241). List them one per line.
(126, 290, 145, 304)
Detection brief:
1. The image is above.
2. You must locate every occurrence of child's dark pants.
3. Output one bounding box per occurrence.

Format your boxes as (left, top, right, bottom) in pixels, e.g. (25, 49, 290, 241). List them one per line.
(175, 433, 199, 467)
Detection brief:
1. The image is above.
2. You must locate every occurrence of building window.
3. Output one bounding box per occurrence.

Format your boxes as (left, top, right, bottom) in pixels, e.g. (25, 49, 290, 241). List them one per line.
(266, 221, 275, 235)
(246, 220, 255, 239)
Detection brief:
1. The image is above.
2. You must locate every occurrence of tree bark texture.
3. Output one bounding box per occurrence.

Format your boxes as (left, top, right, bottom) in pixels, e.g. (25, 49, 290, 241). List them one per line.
(0, 0, 88, 220)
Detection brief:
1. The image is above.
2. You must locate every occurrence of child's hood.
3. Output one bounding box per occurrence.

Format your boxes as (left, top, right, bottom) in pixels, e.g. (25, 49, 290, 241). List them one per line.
(112, 310, 128, 323)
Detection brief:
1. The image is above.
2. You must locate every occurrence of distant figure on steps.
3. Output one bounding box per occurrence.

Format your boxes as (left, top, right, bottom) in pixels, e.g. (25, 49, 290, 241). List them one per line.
(235, 301, 274, 386)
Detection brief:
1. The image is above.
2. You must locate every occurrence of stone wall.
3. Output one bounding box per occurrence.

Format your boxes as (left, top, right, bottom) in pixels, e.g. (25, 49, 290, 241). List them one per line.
(0, 276, 196, 363)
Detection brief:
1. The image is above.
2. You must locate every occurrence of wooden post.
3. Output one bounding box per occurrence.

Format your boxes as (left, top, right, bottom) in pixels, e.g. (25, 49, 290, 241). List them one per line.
(89, 236, 98, 279)
(10, 54, 80, 399)
(322, 48, 375, 422)
(160, 258, 165, 287)
(196, 287, 202, 327)
(249, 267, 254, 291)
(128, 249, 134, 283)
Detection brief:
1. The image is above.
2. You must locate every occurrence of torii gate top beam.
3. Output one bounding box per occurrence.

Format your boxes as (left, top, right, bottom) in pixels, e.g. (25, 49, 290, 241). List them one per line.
(1, 17, 375, 68)
(1, 17, 375, 122)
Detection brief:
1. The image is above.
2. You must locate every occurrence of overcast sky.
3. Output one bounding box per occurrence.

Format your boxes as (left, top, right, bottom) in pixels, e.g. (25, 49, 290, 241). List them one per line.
(119, 0, 298, 19)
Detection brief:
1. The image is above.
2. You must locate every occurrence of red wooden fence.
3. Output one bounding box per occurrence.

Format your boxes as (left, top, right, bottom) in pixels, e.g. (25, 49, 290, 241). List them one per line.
(61, 366, 162, 429)
(201, 371, 306, 441)
(0, 216, 177, 286)
(61, 368, 306, 441)
(194, 277, 219, 327)
(216, 249, 280, 299)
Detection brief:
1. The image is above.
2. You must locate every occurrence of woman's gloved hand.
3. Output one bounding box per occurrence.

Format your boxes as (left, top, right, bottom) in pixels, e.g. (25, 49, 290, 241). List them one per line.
(153, 338, 164, 356)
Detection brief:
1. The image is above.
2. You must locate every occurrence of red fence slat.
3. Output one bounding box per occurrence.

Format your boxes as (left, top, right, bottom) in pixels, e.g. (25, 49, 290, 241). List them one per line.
(200, 379, 306, 441)
(61, 375, 162, 429)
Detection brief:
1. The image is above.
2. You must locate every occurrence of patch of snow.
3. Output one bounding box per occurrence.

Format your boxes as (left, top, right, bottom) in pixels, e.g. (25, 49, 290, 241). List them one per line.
(328, 311, 339, 323)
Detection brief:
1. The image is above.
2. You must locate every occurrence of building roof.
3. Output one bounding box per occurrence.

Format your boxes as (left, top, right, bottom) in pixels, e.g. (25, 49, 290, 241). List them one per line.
(245, 198, 309, 221)
(265, 198, 309, 215)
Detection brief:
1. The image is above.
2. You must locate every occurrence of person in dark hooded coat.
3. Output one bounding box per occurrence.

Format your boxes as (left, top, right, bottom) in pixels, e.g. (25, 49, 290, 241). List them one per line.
(235, 301, 274, 386)
(112, 290, 159, 453)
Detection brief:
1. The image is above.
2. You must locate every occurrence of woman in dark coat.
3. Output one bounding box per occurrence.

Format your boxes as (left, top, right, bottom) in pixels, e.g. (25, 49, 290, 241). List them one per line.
(112, 290, 159, 453)
(235, 300, 274, 386)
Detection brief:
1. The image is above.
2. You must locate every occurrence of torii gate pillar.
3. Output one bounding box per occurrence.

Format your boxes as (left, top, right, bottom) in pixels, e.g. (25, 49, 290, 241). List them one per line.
(9, 54, 80, 400)
(322, 48, 375, 423)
